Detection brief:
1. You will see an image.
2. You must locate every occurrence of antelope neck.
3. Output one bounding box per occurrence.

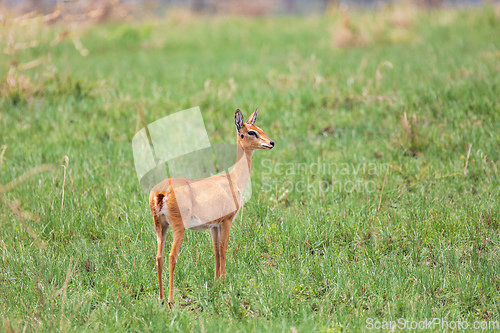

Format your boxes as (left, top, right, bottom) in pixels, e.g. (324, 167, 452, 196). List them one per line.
(229, 144, 253, 192)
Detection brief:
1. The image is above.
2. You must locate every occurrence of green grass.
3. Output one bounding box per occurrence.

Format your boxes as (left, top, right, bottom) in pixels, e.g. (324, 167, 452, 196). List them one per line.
(1, 6, 500, 332)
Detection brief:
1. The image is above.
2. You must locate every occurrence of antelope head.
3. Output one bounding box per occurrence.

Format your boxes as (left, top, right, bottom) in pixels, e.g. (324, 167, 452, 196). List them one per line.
(234, 109, 275, 150)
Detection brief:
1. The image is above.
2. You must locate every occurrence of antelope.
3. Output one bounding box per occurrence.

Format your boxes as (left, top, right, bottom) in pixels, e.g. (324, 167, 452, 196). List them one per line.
(149, 109, 274, 306)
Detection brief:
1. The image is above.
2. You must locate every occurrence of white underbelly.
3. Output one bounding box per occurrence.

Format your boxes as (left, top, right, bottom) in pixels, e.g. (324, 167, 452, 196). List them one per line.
(186, 217, 216, 231)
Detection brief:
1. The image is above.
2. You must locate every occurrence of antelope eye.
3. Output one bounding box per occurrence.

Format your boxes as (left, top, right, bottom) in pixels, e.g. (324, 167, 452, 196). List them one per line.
(248, 131, 258, 137)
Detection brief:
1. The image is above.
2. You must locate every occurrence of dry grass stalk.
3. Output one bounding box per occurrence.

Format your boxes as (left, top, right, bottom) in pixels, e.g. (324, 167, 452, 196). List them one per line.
(326, 0, 339, 17)
(402, 111, 412, 138)
(3, 318, 14, 333)
(1, 7, 69, 101)
(375, 61, 393, 90)
(3, 68, 33, 97)
(1, 0, 132, 97)
(135, 103, 147, 133)
(60, 258, 74, 332)
(390, 2, 416, 29)
(43, 6, 62, 24)
(204, 79, 211, 94)
(0, 196, 45, 249)
(58, 156, 69, 222)
(400, 111, 422, 156)
(333, 7, 354, 47)
(56, 0, 130, 24)
(330, 4, 421, 49)
(378, 169, 388, 212)
(12, 11, 37, 25)
(72, 37, 89, 57)
(3, 164, 55, 193)
(464, 143, 472, 175)
(0, 146, 6, 164)
(0, 164, 55, 249)
(17, 57, 46, 71)
(332, 6, 365, 48)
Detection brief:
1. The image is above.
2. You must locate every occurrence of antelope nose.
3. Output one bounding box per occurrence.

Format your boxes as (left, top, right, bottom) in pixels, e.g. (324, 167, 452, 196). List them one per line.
(270, 141, 275, 147)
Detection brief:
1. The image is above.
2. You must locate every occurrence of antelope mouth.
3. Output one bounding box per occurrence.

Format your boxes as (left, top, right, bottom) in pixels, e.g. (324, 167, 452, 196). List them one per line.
(262, 145, 274, 150)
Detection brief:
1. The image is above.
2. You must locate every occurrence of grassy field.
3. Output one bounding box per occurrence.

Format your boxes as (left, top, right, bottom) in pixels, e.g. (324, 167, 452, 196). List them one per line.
(1, 5, 500, 332)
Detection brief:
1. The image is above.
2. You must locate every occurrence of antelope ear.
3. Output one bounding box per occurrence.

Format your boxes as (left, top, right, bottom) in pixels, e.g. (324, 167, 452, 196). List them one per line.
(235, 109, 244, 132)
(245, 108, 258, 125)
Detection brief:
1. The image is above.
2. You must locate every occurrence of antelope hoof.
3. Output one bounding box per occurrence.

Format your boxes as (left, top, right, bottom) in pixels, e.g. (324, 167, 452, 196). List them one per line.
(168, 302, 174, 309)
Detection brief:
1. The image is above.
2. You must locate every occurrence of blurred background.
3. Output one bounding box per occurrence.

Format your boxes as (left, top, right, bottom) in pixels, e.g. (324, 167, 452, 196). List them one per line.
(1, 0, 492, 18)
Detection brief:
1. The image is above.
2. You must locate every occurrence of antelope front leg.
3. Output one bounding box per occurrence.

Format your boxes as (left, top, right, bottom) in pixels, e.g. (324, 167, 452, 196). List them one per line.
(168, 225, 185, 307)
(219, 219, 233, 279)
(210, 226, 221, 279)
